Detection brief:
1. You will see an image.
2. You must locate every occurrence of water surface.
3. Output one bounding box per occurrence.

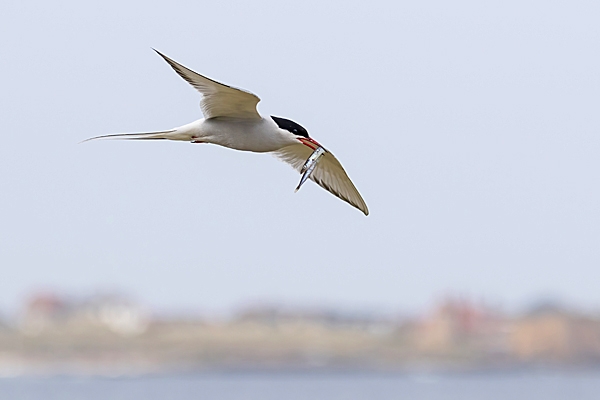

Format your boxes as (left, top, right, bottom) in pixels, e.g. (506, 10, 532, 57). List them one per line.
(1, 370, 598, 400)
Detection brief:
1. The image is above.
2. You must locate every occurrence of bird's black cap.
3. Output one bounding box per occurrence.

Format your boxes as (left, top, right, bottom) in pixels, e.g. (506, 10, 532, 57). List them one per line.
(271, 116, 309, 138)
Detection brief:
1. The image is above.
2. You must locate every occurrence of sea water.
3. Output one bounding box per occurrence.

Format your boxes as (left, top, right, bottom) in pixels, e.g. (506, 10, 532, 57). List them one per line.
(0, 370, 599, 400)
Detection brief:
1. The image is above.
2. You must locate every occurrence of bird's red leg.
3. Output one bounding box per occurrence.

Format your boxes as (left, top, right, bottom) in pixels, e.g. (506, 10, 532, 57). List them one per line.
(191, 136, 206, 144)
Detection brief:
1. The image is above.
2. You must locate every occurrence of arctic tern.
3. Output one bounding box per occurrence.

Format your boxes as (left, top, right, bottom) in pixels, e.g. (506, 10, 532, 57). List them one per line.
(85, 50, 369, 215)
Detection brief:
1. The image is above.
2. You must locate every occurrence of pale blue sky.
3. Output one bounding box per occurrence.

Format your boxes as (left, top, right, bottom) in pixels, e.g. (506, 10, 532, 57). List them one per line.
(1, 1, 599, 315)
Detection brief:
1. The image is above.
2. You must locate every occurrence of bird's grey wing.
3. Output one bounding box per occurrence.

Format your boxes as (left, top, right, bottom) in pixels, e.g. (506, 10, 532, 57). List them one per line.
(274, 144, 369, 215)
(154, 49, 261, 120)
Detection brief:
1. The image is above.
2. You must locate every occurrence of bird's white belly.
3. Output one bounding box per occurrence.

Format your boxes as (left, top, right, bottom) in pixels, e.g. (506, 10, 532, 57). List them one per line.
(198, 117, 293, 153)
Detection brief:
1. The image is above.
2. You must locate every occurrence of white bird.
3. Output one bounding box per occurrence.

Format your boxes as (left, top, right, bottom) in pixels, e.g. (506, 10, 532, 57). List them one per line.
(85, 50, 369, 215)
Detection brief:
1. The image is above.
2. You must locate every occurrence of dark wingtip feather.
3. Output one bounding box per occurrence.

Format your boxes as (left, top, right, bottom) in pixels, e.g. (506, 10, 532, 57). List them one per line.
(152, 48, 167, 59)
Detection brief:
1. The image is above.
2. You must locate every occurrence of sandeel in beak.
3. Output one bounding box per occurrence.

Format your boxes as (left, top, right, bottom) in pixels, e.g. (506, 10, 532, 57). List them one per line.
(295, 146, 326, 192)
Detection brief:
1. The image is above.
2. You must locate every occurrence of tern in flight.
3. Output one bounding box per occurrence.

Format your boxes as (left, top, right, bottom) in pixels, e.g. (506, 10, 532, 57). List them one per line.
(85, 50, 369, 215)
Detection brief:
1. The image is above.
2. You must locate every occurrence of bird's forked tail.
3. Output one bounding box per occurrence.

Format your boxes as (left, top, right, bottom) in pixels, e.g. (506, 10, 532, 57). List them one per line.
(80, 129, 178, 144)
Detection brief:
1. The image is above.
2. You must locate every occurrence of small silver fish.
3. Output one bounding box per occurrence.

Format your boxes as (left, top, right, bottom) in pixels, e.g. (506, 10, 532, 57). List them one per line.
(295, 146, 326, 192)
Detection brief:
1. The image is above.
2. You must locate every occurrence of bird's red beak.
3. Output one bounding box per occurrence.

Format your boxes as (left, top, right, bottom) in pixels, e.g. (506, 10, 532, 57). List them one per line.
(298, 137, 322, 150)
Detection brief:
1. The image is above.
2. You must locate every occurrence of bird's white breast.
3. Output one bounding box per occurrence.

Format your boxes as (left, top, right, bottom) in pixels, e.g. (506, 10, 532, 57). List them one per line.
(197, 117, 298, 153)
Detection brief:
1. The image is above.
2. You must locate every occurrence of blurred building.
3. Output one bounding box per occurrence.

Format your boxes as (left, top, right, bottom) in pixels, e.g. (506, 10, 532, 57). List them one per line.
(19, 291, 148, 336)
(19, 292, 70, 335)
(510, 304, 600, 363)
(412, 297, 510, 360)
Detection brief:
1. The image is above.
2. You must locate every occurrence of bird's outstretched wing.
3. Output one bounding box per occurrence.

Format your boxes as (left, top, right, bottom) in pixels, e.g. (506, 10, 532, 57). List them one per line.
(154, 49, 261, 120)
(274, 144, 369, 215)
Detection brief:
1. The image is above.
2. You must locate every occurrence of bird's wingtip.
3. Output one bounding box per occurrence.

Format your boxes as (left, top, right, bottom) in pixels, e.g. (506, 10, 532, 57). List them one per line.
(152, 48, 169, 60)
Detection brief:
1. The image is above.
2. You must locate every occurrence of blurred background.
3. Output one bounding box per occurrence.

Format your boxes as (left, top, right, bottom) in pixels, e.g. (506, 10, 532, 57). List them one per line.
(1, 0, 600, 397)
